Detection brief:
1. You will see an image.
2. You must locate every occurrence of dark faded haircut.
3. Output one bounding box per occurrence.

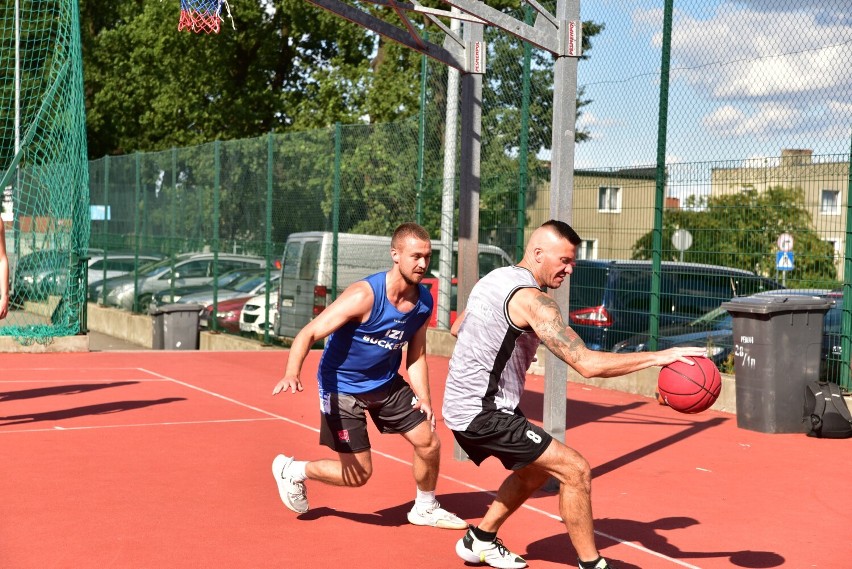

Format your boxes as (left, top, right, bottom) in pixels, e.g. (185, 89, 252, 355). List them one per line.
(541, 219, 582, 246)
(391, 222, 431, 249)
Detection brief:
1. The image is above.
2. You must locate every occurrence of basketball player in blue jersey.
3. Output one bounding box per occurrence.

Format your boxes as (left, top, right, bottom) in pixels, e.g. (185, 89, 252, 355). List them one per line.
(271, 222, 466, 530)
(443, 220, 706, 569)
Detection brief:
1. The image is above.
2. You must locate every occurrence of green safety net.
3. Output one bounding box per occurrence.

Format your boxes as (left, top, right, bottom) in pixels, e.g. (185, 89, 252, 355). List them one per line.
(0, 0, 90, 344)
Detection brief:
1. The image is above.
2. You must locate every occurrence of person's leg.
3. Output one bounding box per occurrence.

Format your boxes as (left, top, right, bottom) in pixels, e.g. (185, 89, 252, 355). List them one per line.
(476, 463, 552, 533)
(401, 419, 440, 491)
(528, 438, 599, 563)
(273, 391, 372, 513)
(304, 449, 373, 487)
(399, 416, 467, 529)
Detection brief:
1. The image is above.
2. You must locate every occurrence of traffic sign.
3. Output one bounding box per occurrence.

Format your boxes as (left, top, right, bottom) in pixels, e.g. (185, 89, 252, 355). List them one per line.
(777, 233, 794, 252)
(776, 251, 794, 271)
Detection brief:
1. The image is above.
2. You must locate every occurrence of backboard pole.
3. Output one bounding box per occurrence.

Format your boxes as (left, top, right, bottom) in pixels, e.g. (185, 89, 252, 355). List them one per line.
(453, 15, 484, 462)
(543, 0, 581, 460)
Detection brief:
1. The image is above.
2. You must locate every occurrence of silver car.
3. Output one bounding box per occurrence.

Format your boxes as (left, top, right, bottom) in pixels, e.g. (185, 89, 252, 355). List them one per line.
(96, 253, 266, 312)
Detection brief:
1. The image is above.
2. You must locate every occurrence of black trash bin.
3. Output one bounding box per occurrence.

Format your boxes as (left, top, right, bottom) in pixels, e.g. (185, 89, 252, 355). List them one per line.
(150, 303, 203, 350)
(721, 295, 832, 433)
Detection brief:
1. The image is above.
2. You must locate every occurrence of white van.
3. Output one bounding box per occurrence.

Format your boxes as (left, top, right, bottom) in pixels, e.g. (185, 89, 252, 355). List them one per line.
(274, 231, 513, 339)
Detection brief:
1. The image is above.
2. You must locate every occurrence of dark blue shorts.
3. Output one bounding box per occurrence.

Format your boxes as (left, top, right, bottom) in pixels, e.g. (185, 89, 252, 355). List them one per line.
(318, 374, 426, 453)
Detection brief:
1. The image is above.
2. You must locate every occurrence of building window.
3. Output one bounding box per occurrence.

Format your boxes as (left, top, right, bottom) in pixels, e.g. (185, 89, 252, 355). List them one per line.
(578, 239, 597, 260)
(824, 238, 842, 263)
(821, 189, 841, 215)
(598, 186, 622, 213)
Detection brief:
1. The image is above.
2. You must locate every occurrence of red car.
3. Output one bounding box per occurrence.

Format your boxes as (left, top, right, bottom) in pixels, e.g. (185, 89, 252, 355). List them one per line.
(201, 296, 253, 334)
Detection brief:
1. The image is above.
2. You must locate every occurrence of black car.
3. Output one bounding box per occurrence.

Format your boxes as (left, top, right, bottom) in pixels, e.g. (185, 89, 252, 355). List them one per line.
(613, 289, 844, 382)
(568, 260, 783, 351)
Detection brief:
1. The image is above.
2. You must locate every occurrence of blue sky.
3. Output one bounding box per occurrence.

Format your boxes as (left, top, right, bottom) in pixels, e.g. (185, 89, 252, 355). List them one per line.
(572, 0, 852, 171)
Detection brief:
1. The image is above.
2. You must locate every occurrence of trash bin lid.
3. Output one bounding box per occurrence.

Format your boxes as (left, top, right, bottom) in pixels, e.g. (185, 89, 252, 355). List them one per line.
(149, 303, 205, 315)
(721, 295, 832, 315)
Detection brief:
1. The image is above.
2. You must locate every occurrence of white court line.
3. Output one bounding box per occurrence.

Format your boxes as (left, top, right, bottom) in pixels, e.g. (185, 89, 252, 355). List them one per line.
(137, 367, 702, 569)
(0, 378, 169, 384)
(0, 367, 168, 383)
(1, 417, 277, 434)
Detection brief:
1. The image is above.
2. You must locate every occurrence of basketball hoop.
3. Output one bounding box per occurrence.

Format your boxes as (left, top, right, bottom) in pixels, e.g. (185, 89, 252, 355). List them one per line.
(178, 0, 234, 34)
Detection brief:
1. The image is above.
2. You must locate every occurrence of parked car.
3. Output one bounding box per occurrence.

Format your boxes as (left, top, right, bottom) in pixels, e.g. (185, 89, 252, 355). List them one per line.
(150, 267, 273, 309)
(175, 270, 278, 308)
(613, 289, 844, 381)
(568, 260, 784, 351)
(201, 295, 255, 333)
(274, 231, 513, 339)
(13, 248, 162, 303)
(239, 291, 278, 336)
(85, 251, 166, 284)
(90, 253, 266, 312)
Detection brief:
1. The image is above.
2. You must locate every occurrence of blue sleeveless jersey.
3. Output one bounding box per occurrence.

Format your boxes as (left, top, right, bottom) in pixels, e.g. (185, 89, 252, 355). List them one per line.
(318, 271, 433, 394)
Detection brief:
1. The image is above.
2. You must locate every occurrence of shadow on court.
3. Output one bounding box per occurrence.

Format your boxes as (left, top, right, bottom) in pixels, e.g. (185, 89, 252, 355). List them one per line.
(526, 516, 785, 568)
(0, 381, 139, 402)
(296, 490, 495, 527)
(0, 397, 186, 426)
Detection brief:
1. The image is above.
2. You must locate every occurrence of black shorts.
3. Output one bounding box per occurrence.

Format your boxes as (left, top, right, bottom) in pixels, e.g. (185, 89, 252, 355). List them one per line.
(452, 409, 552, 471)
(318, 374, 427, 453)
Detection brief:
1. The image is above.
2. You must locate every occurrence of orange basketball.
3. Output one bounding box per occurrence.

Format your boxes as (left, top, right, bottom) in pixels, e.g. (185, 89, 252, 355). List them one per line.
(657, 356, 722, 414)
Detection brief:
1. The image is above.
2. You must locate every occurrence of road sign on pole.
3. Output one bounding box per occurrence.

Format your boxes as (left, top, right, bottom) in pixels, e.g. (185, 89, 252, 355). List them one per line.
(776, 251, 794, 271)
(777, 232, 794, 252)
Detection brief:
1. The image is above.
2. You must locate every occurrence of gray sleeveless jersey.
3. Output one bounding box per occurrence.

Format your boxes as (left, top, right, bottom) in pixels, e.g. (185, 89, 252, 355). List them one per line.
(442, 266, 542, 431)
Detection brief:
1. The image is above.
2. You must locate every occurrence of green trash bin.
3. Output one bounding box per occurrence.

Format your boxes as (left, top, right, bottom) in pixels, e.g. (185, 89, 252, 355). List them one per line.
(150, 303, 202, 350)
(721, 295, 832, 434)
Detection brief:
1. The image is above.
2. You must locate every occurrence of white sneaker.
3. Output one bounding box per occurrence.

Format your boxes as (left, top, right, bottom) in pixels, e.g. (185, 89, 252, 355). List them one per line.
(407, 501, 467, 530)
(271, 454, 309, 514)
(456, 527, 527, 568)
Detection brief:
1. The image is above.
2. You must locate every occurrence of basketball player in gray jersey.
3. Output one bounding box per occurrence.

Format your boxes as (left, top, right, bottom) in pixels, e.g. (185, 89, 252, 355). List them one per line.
(443, 220, 706, 569)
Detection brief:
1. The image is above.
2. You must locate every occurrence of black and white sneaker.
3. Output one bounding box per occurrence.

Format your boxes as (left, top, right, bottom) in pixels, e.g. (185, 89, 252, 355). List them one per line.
(455, 526, 527, 569)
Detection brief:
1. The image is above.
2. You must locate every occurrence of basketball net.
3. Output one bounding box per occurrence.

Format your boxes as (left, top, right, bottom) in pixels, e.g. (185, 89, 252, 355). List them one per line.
(178, 0, 234, 34)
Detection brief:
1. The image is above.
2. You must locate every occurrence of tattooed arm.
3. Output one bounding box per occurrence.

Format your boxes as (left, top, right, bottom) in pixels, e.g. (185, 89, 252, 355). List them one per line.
(508, 288, 706, 378)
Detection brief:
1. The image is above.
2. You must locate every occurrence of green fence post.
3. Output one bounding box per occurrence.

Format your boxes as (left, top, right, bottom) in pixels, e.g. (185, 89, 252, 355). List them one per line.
(516, 5, 533, 262)
(840, 136, 852, 392)
(133, 152, 141, 313)
(332, 123, 341, 302)
(100, 155, 110, 301)
(211, 140, 221, 332)
(650, 0, 675, 352)
(416, 33, 428, 225)
(264, 132, 274, 345)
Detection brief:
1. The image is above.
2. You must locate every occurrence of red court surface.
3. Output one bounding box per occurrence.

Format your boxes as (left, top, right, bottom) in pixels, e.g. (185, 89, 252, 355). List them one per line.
(1, 350, 849, 568)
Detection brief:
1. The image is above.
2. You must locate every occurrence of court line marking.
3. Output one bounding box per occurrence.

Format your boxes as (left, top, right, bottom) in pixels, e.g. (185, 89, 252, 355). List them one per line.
(137, 367, 702, 569)
(0, 378, 168, 384)
(0, 417, 277, 434)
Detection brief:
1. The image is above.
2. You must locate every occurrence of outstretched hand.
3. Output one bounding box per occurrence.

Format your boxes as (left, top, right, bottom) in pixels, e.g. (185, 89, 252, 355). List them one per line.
(273, 376, 303, 395)
(661, 346, 708, 366)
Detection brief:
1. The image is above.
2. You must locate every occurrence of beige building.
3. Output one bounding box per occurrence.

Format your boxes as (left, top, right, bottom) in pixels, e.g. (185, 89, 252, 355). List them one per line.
(710, 149, 849, 279)
(527, 166, 663, 260)
(526, 150, 848, 280)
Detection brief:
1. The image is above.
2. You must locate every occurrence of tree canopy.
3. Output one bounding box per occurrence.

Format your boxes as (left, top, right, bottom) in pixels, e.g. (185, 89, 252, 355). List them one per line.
(631, 186, 838, 287)
(79, 0, 603, 160)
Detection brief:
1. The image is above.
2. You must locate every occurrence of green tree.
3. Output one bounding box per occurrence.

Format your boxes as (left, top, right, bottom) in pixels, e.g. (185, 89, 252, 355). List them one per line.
(80, 0, 375, 157)
(631, 186, 838, 287)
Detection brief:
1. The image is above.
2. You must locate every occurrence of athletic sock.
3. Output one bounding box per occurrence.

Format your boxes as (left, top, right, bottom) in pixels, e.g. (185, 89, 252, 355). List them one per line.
(415, 489, 436, 510)
(578, 556, 604, 569)
(471, 526, 497, 543)
(288, 460, 308, 482)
